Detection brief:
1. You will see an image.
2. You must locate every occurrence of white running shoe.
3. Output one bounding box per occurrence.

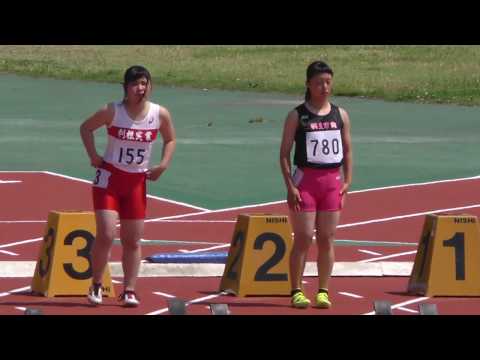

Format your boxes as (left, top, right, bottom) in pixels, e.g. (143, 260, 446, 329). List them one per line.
(119, 290, 140, 307)
(87, 284, 103, 305)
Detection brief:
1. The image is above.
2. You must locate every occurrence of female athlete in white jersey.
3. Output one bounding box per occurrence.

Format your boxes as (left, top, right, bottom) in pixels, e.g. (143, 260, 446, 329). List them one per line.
(280, 61, 353, 309)
(80, 65, 176, 307)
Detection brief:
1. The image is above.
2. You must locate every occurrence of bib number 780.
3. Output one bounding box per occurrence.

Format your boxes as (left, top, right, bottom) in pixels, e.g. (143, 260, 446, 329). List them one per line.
(306, 130, 343, 164)
(310, 138, 340, 156)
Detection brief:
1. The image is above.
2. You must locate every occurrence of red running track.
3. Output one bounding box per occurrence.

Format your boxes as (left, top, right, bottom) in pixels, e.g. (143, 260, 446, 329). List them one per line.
(1, 171, 480, 315)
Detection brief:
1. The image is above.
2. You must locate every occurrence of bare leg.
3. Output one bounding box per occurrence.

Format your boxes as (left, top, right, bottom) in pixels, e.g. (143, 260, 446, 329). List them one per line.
(120, 219, 144, 291)
(92, 210, 118, 284)
(289, 211, 316, 291)
(315, 211, 341, 290)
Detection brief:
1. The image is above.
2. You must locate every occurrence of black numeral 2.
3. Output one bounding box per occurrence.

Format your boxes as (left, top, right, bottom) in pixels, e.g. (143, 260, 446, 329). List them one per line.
(254, 233, 288, 282)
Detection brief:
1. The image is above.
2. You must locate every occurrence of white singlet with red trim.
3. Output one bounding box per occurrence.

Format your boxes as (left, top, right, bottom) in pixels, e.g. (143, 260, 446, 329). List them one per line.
(103, 101, 162, 173)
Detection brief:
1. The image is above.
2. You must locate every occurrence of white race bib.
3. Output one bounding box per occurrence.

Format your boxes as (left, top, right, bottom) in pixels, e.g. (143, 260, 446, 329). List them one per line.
(114, 145, 149, 167)
(306, 130, 343, 164)
(92, 168, 111, 189)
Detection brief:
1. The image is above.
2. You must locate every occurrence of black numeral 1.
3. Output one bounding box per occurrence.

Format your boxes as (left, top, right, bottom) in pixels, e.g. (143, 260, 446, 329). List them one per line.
(443, 232, 465, 280)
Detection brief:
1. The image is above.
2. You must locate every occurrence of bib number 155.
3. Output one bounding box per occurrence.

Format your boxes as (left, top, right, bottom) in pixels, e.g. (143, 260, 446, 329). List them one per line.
(118, 147, 145, 165)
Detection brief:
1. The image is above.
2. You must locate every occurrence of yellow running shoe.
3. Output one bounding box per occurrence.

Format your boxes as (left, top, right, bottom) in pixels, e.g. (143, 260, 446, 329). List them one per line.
(291, 291, 311, 309)
(315, 292, 332, 308)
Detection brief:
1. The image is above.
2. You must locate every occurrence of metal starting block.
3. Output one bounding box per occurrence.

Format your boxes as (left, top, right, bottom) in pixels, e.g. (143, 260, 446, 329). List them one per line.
(419, 303, 438, 315)
(210, 303, 230, 315)
(24, 308, 43, 315)
(374, 300, 393, 315)
(168, 298, 187, 315)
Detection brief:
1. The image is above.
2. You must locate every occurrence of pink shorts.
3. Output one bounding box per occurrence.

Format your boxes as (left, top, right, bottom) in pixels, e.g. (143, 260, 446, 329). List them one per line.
(292, 167, 343, 212)
(92, 162, 147, 220)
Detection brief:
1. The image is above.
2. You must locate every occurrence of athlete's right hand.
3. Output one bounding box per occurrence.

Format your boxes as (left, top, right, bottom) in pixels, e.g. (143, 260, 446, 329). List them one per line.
(287, 187, 302, 212)
(90, 154, 104, 168)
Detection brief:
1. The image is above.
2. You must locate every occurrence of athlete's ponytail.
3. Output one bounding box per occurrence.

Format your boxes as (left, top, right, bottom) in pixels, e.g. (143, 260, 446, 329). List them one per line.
(304, 61, 334, 101)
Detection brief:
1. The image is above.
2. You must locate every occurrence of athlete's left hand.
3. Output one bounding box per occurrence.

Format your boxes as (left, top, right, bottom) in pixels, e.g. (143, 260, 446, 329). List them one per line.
(146, 165, 167, 181)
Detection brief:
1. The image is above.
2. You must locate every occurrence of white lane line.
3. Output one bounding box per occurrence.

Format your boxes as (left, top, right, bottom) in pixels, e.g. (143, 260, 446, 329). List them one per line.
(359, 250, 418, 263)
(42, 170, 208, 211)
(0, 249, 19, 256)
(15, 307, 27, 311)
(151, 219, 236, 223)
(146, 293, 224, 315)
(145, 211, 212, 223)
(145, 204, 480, 252)
(197, 199, 287, 213)
(0, 220, 233, 225)
(358, 249, 382, 256)
(0, 220, 46, 224)
(363, 297, 429, 315)
(349, 175, 480, 194)
(153, 291, 176, 299)
(0, 286, 31, 298)
(0, 180, 22, 184)
(146, 200, 480, 226)
(153, 174, 480, 215)
(0, 237, 43, 250)
(146, 174, 480, 215)
(146, 194, 209, 211)
(111, 279, 122, 284)
(146, 202, 480, 226)
(0, 171, 41, 173)
(338, 204, 480, 229)
(338, 292, 364, 299)
(397, 306, 419, 314)
(181, 244, 230, 254)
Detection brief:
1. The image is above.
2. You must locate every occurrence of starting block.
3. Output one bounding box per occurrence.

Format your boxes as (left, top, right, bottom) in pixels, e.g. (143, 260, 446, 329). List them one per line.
(374, 300, 393, 315)
(220, 214, 293, 297)
(210, 303, 230, 315)
(408, 214, 480, 296)
(31, 211, 115, 297)
(24, 308, 43, 315)
(418, 303, 438, 315)
(168, 298, 187, 315)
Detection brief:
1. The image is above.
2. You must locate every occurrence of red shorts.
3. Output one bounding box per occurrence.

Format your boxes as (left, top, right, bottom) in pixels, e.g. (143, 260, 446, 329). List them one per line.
(92, 161, 147, 220)
(292, 167, 343, 212)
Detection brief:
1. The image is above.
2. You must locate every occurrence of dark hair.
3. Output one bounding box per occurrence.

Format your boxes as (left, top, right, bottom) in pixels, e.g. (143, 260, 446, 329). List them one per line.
(123, 65, 152, 99)
(305, 61, 334, 101)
